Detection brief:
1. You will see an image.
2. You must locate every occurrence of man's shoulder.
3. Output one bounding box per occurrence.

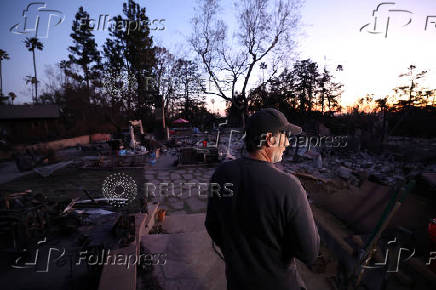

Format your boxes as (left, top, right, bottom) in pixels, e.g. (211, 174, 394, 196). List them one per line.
(212, 158, 303, 185)
(217, 158, 298, 182)
(212, 158, 243, 177)
(270, 168, 303, 191)
(213, 157, 274, 173)
(282, 171, 303, 187)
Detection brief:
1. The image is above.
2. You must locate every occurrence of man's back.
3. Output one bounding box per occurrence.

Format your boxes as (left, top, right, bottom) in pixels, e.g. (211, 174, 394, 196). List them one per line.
(205, 157, 320, 290)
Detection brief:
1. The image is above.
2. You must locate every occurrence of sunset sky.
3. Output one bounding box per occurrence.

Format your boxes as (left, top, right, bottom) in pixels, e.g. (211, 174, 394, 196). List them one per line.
(1, 0, 435, 113)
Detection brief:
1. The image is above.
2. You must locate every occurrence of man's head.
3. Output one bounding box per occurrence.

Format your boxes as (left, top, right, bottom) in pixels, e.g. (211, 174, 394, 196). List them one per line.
(244, 108, 302, 163)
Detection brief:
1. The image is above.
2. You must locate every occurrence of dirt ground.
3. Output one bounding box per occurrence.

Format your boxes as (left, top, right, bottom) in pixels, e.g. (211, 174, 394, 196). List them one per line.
(1, 166, 146, 205)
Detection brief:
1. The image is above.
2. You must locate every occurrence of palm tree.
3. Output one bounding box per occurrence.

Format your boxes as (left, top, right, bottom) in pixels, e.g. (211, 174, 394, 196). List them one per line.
(25, 75, 34, 101)
(8, 92, 17, 104)
(0, 49, 10, 97)
(376, 97, 388, 142)
(24, 37, 43, 103)
(260, 62, 267, 83)
(59, 60, 69, 86)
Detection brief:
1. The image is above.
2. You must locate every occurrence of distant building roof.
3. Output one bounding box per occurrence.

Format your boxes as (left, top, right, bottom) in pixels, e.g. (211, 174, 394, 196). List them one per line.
(0, 105, 60, 120)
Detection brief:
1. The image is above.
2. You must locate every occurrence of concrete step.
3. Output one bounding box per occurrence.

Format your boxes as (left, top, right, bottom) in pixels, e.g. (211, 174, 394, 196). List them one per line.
(141, 227, 226, 290)
(163, 213, 206, 233)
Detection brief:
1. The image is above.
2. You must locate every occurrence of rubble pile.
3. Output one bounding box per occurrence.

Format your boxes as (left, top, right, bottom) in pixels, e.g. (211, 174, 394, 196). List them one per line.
(0, 188, 128, 251)
(282, 146, 436, 187)
(0, 190, 62, 249)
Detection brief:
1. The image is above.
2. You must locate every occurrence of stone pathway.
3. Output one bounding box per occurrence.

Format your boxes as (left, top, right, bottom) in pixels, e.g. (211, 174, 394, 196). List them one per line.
(144, 166, 216, 214)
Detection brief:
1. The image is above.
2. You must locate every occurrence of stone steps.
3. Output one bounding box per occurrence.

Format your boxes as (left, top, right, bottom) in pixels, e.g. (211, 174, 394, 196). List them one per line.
(140, 213, 226, 290)
(163, 213, 207, 233)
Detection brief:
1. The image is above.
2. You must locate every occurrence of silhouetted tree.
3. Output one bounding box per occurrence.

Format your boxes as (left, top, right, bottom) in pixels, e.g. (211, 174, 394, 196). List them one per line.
(58, 60, 70, 87)
(8, 92, 17, 104)
(103, 0, 156, 117)
(248, 59, 343, 115)
(190, 0, 301, 126)
(394, 64, 428, 109)
(292, 59, 319, 113)
(24, 37, 43, 102)
(153, 47, 177, 126)
(317, 67, 343, 113)
(0, 49, 10, 98)
(172, 59, 205, 119)
(103, 25, 125, 109)
(69, 6, 102, 104)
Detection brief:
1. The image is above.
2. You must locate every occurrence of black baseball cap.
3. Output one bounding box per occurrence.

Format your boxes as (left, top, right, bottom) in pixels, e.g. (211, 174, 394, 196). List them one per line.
(245, 108, 302, 137)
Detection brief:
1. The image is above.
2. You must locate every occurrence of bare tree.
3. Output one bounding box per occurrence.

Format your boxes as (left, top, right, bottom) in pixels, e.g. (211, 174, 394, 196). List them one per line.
(172, 58, 206, 119)
(190, 0, 301, 125)
(153, 47, 176, 127)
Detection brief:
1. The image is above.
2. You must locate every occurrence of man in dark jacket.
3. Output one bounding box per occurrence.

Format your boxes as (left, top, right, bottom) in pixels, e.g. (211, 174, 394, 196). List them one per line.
(205, 108, 320, 290)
